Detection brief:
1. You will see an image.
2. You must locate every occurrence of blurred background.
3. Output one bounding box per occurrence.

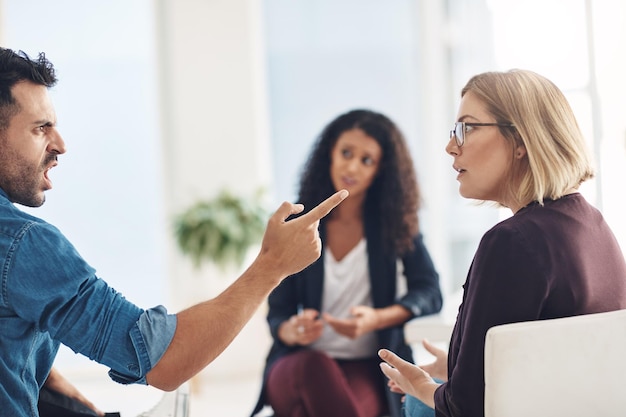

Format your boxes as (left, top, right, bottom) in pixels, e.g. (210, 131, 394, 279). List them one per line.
(1, 0, 624, 415)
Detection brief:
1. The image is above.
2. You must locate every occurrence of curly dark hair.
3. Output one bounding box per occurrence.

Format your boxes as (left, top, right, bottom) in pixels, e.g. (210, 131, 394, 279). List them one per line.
(0, 48, 57, 131)
(297, 109, 421, 255)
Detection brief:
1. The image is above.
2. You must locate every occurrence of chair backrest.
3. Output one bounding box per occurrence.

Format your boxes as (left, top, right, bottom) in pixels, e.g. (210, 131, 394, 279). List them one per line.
(484, 309, 626, 417)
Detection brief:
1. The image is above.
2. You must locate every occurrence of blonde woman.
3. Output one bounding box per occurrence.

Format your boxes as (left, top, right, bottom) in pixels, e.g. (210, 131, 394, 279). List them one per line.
(379, 70, 626, 417)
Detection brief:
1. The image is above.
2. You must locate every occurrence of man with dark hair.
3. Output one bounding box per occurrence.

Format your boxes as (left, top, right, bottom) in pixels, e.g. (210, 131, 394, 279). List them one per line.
(0, 47, 347, 416)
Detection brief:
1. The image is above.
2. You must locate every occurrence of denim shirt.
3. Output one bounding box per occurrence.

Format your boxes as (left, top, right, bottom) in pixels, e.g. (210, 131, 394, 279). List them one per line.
(0, 189, 177, 417)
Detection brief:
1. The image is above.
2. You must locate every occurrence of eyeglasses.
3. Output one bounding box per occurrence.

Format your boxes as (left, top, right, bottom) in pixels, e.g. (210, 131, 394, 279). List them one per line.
(449, 122, 515, 147)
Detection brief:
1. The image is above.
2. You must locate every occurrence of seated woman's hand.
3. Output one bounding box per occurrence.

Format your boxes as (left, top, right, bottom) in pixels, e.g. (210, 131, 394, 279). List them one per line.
(323, 305, 379, 339)
(279, 308, 323, 346)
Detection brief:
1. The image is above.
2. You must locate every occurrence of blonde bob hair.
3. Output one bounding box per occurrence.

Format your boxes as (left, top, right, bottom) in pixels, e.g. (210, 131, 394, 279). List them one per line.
(461, 69, 594, 207)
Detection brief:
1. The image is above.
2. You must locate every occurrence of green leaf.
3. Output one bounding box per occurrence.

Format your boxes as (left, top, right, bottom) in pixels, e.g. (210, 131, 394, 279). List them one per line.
(173, 188, 269, 270)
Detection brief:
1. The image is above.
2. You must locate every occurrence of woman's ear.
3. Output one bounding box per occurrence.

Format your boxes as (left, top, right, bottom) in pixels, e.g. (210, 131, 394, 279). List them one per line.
(515, 145, 527, 159)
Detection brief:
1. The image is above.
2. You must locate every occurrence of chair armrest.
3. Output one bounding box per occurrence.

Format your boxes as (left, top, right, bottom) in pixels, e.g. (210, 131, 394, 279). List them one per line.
(404, 289, 461, 345)
(404, 314, 455, 345)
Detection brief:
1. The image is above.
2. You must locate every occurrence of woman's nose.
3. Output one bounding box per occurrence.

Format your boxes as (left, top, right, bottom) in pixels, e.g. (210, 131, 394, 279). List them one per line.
(445, 137, 459, 156)
(346, 158, 360, 171)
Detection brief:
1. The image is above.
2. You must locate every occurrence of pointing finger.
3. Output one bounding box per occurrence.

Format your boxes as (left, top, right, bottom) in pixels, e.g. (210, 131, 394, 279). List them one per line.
(300, 189, 348, 224)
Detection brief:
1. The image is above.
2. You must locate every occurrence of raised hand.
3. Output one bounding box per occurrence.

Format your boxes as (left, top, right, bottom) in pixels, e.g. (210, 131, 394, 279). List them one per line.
(258, 189, 348, 280)
(146, 190, 349, 391)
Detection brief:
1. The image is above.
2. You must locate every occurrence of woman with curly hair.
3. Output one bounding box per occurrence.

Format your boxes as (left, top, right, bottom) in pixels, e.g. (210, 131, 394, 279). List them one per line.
(251, 109, 443, 417)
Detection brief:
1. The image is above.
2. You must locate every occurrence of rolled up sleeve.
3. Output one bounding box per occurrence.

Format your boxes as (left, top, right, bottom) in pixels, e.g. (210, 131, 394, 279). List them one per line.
(108, 305, 177, 384)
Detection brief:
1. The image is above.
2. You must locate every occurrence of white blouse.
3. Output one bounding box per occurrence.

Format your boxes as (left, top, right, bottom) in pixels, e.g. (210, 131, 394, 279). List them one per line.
(310, 238, 378, 359)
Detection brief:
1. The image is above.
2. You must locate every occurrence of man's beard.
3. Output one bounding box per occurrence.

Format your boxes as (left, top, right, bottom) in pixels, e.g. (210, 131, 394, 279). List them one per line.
(4, 173, 47, 207)
(0, 155, 56, 208)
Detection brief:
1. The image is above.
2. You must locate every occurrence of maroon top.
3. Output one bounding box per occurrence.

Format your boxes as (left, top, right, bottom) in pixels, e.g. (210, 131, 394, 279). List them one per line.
(434, 193, 626, 417)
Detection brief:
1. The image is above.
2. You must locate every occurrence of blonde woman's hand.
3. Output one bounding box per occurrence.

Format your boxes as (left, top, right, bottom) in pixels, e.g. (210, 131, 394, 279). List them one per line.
(419, 339, 449, 382)
(378, 348, 439, 409)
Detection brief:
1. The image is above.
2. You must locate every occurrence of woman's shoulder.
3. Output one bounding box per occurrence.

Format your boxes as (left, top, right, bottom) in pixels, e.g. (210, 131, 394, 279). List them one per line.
(478, 195, 592, 259)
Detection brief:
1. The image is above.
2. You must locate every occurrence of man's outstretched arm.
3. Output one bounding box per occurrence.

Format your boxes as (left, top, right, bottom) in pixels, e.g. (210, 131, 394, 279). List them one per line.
(146, 189, 348, 390)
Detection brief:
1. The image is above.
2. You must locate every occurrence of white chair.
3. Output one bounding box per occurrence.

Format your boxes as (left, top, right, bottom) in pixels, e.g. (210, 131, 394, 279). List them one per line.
(484, 309, 626, 417)
(405, 305, 626, 416)
(137, 382, 190, 417)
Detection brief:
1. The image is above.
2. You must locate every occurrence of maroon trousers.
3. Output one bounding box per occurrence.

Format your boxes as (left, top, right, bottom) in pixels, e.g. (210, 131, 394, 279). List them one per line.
(266, 349, 388, 417)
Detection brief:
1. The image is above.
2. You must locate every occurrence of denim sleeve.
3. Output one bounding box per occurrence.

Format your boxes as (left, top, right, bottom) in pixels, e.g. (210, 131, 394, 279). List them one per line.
(109, 306, 177, 384)
(6, 220, 177, 385)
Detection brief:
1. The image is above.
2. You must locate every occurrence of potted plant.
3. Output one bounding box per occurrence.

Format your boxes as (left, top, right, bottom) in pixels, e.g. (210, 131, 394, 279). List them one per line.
(173, 188, 268, 270)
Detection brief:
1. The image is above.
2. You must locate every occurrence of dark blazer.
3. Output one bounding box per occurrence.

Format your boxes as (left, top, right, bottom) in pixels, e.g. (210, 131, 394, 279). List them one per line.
(251, 216, 443, 417)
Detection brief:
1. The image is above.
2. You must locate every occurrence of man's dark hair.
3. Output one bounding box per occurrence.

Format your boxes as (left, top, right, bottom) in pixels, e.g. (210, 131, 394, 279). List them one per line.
(0, 48, 57, 130)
